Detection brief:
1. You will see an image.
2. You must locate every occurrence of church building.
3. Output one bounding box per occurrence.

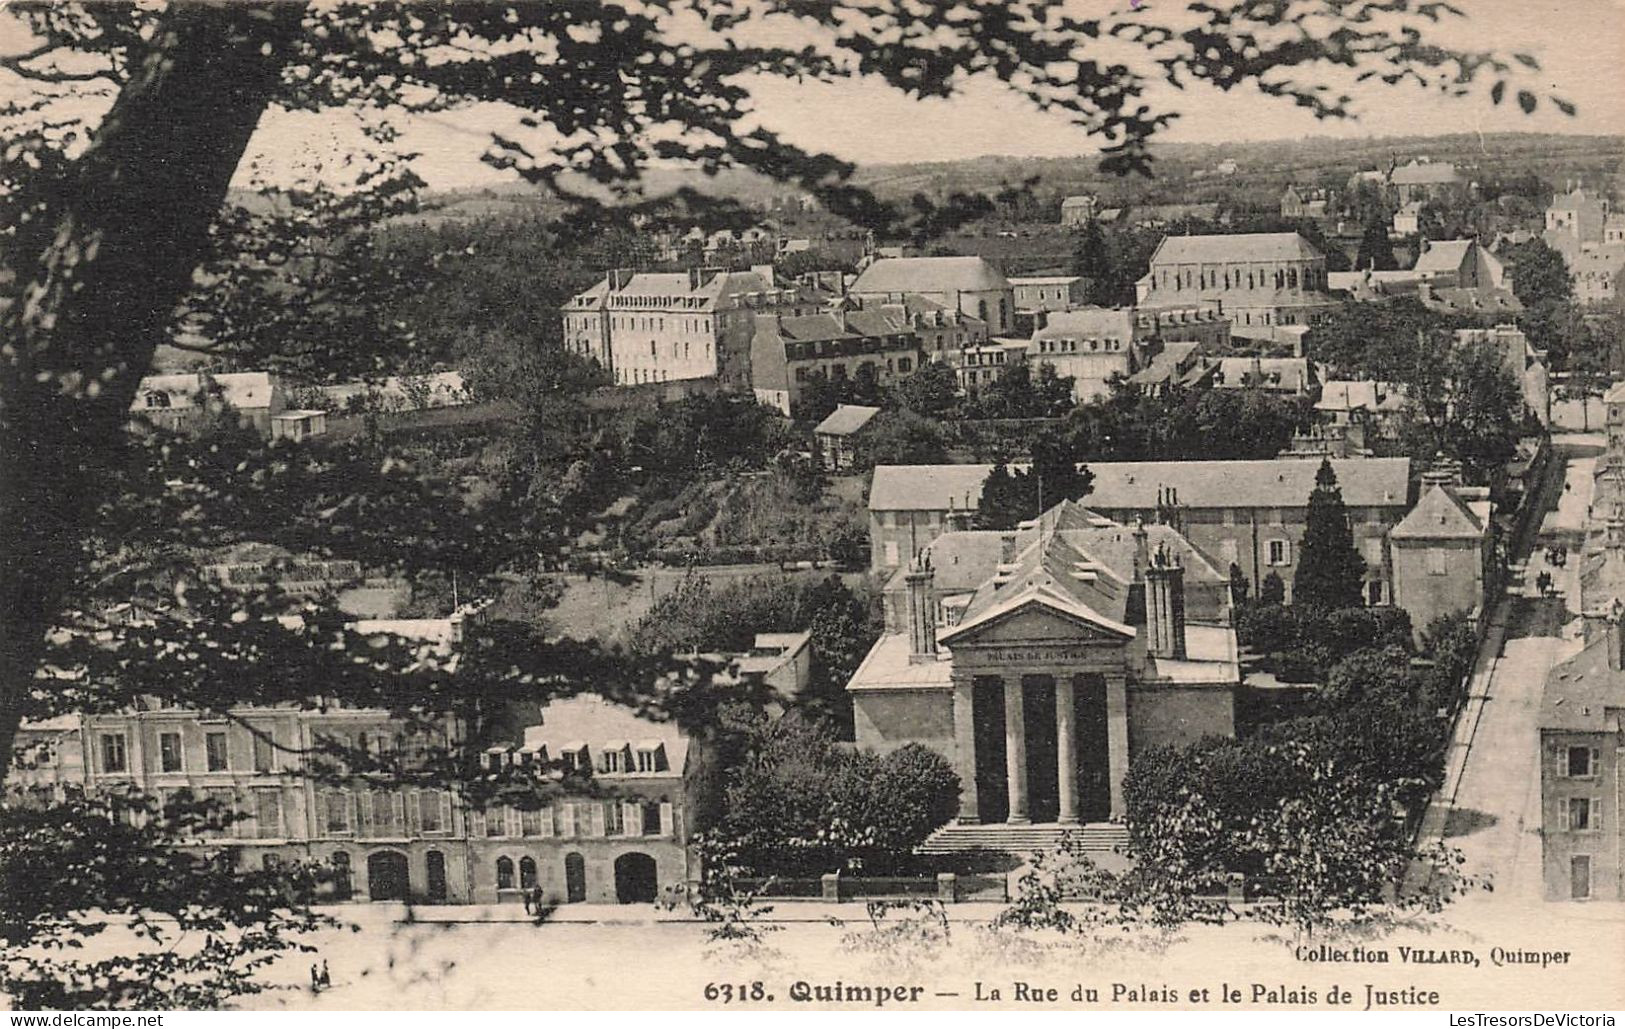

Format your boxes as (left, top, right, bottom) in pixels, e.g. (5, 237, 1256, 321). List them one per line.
(846, 502, 1240, 846)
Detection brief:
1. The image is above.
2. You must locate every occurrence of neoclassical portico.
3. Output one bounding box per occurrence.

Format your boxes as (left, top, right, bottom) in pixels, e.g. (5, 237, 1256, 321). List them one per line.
(847, 501, 1242, 850)
(944, 621, 1132, 826)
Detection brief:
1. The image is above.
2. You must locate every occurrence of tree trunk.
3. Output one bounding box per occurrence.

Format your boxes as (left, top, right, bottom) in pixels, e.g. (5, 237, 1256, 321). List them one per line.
(0, 3, 306, 780)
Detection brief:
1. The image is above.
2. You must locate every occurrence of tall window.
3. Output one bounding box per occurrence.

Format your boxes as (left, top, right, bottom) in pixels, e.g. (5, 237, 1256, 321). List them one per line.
(486, 806, 507, 838)
(1564, 797, 1597, 832)
(159, 731, 183, 773)
(1566, 747, 1597, 778)
(324, 791, 352, 834)
(100, 733, 127, 774)
(519, 856, 538, 890)
(251, 728, 275, 773)
(643, 801, 663, 836)
(605, 801, 625, 836)
(419, 790, 446, 834)
(205, 731, 229, 772)
(496, 856, 515, 890)
(255, 790, 283, 838)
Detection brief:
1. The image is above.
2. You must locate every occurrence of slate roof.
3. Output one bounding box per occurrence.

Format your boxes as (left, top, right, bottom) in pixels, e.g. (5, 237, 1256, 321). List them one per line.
(851, 256, 1010, 294)
(850, 501, 1239, 692)
(1390, 160, 1460, 185)
(1213, 357, 1312, 391)
(1316, 380, 1400, 414)
(517, 694, 690, 774)
(814, 404, 881, 437)
(134, 371, 278, 412)
(1414, 240, 1475, 275)
(1150, 232, 1322, 265)
(869, 458, 1411, 513)
(1540, 633, 1625, 733)
(1033, 307, 1135, 341)
(1390, 484, 1486, 541)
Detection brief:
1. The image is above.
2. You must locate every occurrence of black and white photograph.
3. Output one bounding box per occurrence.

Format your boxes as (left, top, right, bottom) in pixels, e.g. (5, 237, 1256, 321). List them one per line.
(1, 0, 1622, 1014)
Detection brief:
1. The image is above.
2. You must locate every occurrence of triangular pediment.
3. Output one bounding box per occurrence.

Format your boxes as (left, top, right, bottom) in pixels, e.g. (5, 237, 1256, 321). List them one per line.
(939, 588, 1135, 648)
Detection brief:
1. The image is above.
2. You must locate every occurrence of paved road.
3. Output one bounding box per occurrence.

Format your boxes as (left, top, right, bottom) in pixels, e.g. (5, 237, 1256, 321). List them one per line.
(1437, 448, 1595, 902)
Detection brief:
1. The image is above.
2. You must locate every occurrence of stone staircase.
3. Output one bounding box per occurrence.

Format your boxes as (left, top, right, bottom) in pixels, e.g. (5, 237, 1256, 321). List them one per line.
(918, 821, 1129, 856)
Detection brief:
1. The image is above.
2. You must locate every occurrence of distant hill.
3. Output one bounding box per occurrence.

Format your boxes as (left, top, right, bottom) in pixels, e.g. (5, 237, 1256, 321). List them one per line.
(228, 131, 1624, 227)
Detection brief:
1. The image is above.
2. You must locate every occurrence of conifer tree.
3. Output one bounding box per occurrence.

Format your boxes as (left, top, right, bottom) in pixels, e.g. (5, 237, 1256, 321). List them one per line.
(1293, 459, 1367, 611)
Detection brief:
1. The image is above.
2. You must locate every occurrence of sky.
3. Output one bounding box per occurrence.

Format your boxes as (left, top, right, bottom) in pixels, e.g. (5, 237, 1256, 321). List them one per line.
(4, 1, 1622, 191)
(332, 0, 1625, 190)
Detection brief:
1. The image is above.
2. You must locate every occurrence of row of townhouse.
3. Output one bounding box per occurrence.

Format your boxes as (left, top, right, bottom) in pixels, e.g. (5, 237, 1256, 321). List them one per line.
(10, 618, 713, 908)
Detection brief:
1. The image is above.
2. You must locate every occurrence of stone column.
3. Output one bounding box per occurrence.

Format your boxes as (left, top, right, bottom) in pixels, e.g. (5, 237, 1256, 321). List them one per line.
(1105, 675, 1130, 819)
(1055, 676, 1079, 824)
(951, 676, 979, 824)
(1003, 678, 1029, 824)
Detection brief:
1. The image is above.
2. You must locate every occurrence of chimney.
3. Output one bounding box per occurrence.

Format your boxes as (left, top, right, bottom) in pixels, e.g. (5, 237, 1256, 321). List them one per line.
(1145, 543, 1187, 660)
(905, 552, 938, 663)
(1608, 599, 1625, 672)
(688, 267, 702, 290)
(1131, 517, 1150, 582)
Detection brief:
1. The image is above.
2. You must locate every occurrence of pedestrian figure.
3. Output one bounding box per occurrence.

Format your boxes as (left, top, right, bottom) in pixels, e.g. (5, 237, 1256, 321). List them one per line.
(310, 963, 321, 992)
(529, 884, 544, 916)
(522, 888, 534, 915)
(319, 961, 331, 989)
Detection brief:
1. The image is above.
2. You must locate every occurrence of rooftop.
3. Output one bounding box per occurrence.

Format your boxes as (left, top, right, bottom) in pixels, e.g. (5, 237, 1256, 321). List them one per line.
(1033, 307, 1135, 341)
(517, 694, 690, 774)
(814, 404, 882, 437)
(1540, 633, 1625, 733)
(1150, 232, 1322, 266)
(869, 457, 1411, 513)
(851, 256, 1011, 295)
(1390, 483, 1487, 541)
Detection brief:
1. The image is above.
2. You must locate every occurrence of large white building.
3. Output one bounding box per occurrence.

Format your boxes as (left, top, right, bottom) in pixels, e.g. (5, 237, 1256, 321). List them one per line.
(562, 268, 824, 389)
(1135, 232, 1336, 334)
(850, 256, 1017, 336)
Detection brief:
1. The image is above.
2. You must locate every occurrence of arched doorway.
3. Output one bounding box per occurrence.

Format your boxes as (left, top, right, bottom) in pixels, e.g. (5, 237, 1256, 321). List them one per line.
(367, 850, 409, 902)
(614, 852, 658, 904)
(425, 850, 447, 903)
(563, 852, 587, 903)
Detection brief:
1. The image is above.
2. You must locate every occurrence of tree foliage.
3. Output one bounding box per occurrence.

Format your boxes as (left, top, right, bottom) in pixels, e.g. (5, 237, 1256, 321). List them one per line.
(1292, 459, 1367, 611)
(717, 712, 958, 876)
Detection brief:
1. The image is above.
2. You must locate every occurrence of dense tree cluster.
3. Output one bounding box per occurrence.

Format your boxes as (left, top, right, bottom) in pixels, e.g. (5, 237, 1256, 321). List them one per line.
(715, 712, 959, 877)
(625, 573, 881, 736)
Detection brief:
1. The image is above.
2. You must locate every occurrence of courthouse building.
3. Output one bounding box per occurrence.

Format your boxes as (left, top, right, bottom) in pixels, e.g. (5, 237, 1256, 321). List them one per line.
(867, 458, 1412, 605)
(848, 502, 1240, 842)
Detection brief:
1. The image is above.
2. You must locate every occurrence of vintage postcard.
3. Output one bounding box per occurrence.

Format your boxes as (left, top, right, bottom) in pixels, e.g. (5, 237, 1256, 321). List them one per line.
(1, 0, 1622, 1015)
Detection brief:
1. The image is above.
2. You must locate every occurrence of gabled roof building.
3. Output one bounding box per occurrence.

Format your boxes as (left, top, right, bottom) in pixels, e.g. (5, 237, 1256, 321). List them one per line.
(849, 501, 1240, 840)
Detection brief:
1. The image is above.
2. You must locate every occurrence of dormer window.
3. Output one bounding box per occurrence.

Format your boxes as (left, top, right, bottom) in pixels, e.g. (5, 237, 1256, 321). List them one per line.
(561, 742, 590, 773)
(635, 741, 667, 772)
(600, 741, 632, 773)
(145, 391, 171, 409)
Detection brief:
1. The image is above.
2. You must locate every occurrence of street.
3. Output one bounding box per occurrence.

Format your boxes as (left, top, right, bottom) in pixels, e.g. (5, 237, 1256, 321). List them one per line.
(1432, 438, 1607, 903)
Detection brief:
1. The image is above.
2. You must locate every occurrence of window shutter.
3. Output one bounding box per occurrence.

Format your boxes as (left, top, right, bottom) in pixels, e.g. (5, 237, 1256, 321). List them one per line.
(440, 793, 453, 834)
(559, 803, 575, 838)
(314, 792, 328, 835)
(393, 793, 406, 834)
(659, 802, 674, 837)
(623, 802, 640, 837)
(1282, 540, 1292, 565)
(589, 804, 606, 837)
(407, 791, 421, 834)
(507, 806, 523, 838)
(357, 791, 373, 836)
(1591, 748, 1600, 776)
(538, 806, 554, 838)
(1594, 797, 1602, 831)
(1559, 800, 1570, 831)
(470, 809, 486, 838)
